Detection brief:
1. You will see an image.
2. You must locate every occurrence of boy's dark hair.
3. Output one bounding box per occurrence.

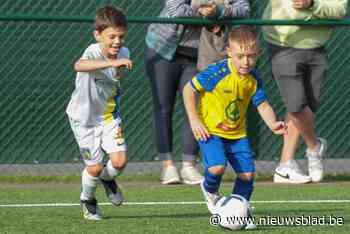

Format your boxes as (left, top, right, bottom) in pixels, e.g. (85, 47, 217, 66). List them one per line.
(94, 6, 127, 32)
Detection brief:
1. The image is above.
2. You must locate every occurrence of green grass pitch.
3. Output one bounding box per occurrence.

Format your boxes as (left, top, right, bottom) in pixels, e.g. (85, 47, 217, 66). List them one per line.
(0, 181, 349, 233)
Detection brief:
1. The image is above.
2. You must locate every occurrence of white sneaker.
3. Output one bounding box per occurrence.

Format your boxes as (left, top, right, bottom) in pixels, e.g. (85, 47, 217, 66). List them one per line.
(273, 160, 311, 184)
(180, 166, 204, 185)
(306, 138, 327, 182)
(161, 165, 181, 185)
(200, 181, 221, 214)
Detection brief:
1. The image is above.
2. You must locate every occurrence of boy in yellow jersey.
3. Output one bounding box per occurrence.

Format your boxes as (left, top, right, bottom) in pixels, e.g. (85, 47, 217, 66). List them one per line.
(183, 26, 286, 217)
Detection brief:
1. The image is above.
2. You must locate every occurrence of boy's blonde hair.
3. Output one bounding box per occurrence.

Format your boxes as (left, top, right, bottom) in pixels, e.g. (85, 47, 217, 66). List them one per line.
(228, 26, 258, 50)
(94, 6, 127, 32)
(191, 0, 225, 10)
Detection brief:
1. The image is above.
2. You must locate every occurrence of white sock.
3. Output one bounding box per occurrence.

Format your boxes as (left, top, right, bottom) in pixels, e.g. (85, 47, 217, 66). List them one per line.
(99, 160, 120, 181)
(80, 168, 99, 201)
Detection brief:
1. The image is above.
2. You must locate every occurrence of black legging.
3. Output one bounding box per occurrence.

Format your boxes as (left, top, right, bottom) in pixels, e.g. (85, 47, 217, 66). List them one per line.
(145, 47, 198, 161)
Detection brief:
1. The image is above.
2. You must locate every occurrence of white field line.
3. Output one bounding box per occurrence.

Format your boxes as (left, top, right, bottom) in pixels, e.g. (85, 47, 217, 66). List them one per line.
(1, 200, 350, 208)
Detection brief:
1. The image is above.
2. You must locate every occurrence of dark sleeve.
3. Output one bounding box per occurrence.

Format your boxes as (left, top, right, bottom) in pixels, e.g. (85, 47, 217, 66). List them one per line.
(165, 0, 200, 17)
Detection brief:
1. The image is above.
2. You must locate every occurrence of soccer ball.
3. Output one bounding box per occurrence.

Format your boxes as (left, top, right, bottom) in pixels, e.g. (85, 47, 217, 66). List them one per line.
(215, 194, 250, 230)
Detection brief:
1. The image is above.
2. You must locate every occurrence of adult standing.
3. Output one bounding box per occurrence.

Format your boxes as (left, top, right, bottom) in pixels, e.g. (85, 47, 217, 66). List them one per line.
(262, 0, 347, 183)
(145, 0, 250, 184)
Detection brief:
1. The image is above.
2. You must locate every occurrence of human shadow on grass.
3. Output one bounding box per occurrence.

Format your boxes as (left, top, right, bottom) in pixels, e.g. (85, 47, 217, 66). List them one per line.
(102, 212, 278, 232)
(267, 207, 346, 215)
(102, 207, 345, 219)
(103, 211, 210, 220)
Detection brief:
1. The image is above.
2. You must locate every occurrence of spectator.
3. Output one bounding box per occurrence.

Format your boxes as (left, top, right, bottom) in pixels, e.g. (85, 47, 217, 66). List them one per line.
(262, 0, 347, 183)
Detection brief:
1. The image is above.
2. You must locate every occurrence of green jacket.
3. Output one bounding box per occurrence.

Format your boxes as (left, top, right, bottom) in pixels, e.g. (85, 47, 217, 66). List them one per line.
(262, 0, 347, 48)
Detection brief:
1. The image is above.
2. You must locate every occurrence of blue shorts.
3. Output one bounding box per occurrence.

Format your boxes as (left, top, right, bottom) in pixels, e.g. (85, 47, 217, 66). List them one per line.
(198, 136, 255, 173)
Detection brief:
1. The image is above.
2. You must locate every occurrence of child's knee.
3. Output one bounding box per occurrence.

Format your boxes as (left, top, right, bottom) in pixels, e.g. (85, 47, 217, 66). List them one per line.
(86, 163, 104, 177)
(208, 165, 225, 175)
(237, 172, 255, 181)
(110, 152, 127, 170)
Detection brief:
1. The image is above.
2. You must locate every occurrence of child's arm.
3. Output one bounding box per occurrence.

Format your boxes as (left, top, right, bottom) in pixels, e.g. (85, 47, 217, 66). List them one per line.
(292, 0, 346, 19)
(257, 101, 287, 135)
(218, 0, 250, 19)
(183, 82, 210, 141)
(74, 58, 132, 72)
(166, 0, 200, 17)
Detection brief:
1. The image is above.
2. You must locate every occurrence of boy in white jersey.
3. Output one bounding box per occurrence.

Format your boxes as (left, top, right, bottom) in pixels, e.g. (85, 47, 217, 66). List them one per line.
(66, 6, 132, 221)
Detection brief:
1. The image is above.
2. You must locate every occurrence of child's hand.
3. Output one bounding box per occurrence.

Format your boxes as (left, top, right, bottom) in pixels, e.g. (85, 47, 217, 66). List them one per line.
(198, 4, 217, 17)
(109, 58, 133, 70)
(210, 25, 222, 34)
(190, 118, 210, 141)
(271, 121, 287, 135)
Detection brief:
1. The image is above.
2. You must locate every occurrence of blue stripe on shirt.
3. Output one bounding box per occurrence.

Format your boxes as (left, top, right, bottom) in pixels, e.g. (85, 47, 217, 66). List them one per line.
(250, 69, 267, 107)
(195, 60, 230, 91)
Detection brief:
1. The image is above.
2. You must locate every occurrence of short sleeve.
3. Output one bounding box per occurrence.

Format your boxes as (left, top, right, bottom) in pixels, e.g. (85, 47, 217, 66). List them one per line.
(191, 61, 230, 92)
(250, 69, 267, 107)
(80, 45, 96, 60)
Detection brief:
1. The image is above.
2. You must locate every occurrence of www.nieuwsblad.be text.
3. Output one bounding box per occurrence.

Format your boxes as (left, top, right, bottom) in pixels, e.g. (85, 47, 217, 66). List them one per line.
(210, 214, 344, 226)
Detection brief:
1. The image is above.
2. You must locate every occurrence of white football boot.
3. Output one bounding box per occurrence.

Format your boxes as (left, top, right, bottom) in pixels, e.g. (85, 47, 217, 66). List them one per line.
(200, 181, 221, 214)
(80, 198, 102, 221)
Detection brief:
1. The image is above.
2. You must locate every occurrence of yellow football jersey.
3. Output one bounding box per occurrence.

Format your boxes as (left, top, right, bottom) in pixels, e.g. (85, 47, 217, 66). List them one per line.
(191, 59, 267, 139)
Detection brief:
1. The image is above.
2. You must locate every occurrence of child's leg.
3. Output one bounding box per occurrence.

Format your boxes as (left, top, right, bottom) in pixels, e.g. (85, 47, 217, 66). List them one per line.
(80, 150, 105, 201)
(226, 138, 255, 201)
(81, 163, 104, 200)
(233, 173, 254, 201)
(100, 119, 127, 180)
(204, 166, 224, 193)
(99, 151, 126, 206)
(68, 118, 106, 220)
(100, 151, 127, 180)
(100, 119, 127, 205)
(68, 118, 105, 201)
(199, 136, 227, 194)
(80, 163, 104, 221)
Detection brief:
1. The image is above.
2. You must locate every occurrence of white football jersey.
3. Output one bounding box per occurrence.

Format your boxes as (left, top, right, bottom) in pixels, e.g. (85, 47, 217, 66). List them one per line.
(66, 43, 130, 126)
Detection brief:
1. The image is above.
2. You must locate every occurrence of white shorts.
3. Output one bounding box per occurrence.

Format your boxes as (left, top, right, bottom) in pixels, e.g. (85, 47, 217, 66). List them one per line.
(69, 118, 127, 166)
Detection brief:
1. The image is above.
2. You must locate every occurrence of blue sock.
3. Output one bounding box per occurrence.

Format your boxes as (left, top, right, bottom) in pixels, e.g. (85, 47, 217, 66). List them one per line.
(233, 177, 254, 201)
(204, 169, 222, 193)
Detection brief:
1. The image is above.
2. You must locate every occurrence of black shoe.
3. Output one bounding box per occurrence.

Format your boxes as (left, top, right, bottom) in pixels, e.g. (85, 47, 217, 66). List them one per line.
(100, 179, 124, 206)
(80, 198, 102, 220)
